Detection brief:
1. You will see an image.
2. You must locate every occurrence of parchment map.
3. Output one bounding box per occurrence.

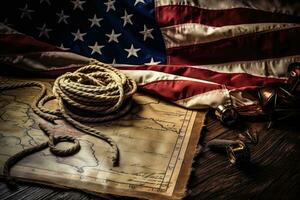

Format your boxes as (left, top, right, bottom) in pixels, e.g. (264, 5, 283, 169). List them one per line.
(0, 78, 205, 199)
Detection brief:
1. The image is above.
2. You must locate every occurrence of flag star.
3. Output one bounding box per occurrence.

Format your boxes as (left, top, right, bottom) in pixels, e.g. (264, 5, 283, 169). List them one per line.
(2, 18, 13, 27)
(71, 0, 85, 11)
(19, 4, 34, 20)
(121, 10, 133, 27)
(104, 0, 116, 12)
(134, 0, 145, 6)
(106, 29, 121, 43)
(88, 15, 103, 28)
(124, 44, 141, 58)
(40, 0, 51, 5)
(89, 42, 104, 55)
(59, 43, 70, 50)
(139, 25, 154, 41)
(71, 29, 86, 41)
(56, 10, 69, 24)
(145, 58, 161, 65)
(37, 24, 52, 38)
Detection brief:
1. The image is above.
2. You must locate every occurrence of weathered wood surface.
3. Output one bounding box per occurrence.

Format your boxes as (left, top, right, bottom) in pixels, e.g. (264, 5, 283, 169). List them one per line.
(0, 113, 299, 200)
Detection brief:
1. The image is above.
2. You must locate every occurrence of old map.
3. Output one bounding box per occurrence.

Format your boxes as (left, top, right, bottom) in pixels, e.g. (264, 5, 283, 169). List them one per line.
(0, 78, 205, 199)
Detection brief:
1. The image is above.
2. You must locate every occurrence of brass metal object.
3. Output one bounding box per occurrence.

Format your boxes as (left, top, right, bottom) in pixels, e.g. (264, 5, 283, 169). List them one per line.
(215, 104, 238, 126)
(287, 62, 300, 94)
(207, 139, 250, 165)
(226, 140, 250, 165)
(244, 129, 258, 144)
(257, 81, 300, 128)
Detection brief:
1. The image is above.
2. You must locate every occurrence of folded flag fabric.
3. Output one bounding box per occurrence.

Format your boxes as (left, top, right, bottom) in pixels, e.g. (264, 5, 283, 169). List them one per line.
(1, 0, 300, 109)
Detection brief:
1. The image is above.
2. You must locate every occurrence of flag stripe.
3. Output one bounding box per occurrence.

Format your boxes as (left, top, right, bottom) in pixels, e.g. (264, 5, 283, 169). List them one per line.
(0, 34, 61, 54)
(166, 27, 300, 65)
(174, 89, 230, 109)
(161, 23, 299, 49)
(140, 79, 222, 101)
(156, 6, 300, 28)
(116, 55, 300, 78)
(155, 0, 300, 16)
(120, 65, 284, 89)
(122, 69, 219, 85)
(188, 55, 300, 78)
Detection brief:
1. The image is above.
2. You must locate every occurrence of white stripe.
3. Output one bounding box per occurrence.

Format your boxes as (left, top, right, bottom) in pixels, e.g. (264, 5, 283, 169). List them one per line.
(162, 23, 300, 49)
(189, 55, 300, 78)
(230, 90, 258, 107)
(0, 52, 90, 71)
(121, 70, 220, 86)
(156, 0, 300, 16)
(174, 89, 231, 109)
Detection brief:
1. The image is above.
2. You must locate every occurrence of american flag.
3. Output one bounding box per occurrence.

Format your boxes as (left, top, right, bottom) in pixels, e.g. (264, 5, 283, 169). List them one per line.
(1, 0, 300, 109)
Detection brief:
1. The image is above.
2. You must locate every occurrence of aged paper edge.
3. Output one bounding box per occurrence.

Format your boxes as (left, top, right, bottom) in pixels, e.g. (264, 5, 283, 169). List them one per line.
(171, 111, 206, 199)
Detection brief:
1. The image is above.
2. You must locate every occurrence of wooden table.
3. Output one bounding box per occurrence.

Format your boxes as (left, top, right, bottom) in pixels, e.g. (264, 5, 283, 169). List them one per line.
(0, 113, 299, 199)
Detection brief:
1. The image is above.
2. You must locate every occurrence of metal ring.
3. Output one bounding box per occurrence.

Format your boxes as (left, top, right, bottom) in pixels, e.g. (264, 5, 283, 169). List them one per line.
(290, 70, 297, 77)
(215, 104, 238, 126)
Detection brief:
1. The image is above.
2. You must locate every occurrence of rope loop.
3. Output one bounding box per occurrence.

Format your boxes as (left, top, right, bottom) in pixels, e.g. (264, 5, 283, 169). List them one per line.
(2, 123, 80, 184)
(39, 123, 81, 157)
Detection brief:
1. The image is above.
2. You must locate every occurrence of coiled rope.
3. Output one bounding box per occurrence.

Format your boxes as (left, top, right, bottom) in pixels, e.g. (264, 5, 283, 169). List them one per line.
(1, 60, 137, 183)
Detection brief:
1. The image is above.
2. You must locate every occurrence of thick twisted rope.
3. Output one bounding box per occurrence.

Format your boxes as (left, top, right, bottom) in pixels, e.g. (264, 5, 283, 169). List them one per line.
(3, 123, 80, 185)
(1, 60, 137, 182)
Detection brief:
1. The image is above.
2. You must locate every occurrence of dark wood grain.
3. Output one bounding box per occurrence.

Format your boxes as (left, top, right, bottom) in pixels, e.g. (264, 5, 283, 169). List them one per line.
(0, 112, 299, 200)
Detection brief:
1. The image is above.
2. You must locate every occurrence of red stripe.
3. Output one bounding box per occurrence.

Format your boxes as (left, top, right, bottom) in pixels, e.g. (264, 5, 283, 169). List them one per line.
(0, 64, 81, 78)
(140, 80, 222, 101)
(156, 6, 300, 27)
(166, 27, 300, 65)
(0, 34, 61, 54)
(31, 67, 81, 77)
(118, 65, 285, 88)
